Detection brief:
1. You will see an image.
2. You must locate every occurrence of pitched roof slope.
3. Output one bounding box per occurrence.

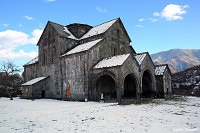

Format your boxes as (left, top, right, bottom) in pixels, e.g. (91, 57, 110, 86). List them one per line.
(49, 21, 70, 38)
(80, 18, 118, 39)
(94, 54, 130, 69)
(22, 77, 47, 86)
(62, 39, 103, 56)
(155, 65, 167, 75)
(134, 53, 147, 65)
(24, 57, 38, 66)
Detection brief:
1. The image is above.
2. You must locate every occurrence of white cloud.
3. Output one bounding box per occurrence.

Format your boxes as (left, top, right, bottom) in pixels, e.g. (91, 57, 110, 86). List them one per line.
(153, 4, 189, 20)
(0, 49, 38, 60)
(138, 18, 146, 22)
(23, 16, 33, 20)
(96, 7, 108, 13)
(149, 18, 157, 22)
(0, 29, 42, 59)
(2, 24, 10, 27)
(135, 25, 143, 28)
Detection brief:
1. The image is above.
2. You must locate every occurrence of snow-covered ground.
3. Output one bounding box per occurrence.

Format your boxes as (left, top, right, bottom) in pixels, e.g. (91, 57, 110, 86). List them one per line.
(0, 97, 200, 133)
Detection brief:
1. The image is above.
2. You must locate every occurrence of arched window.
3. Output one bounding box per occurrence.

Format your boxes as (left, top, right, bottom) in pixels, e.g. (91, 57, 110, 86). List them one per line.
(51, 47, 56, 64)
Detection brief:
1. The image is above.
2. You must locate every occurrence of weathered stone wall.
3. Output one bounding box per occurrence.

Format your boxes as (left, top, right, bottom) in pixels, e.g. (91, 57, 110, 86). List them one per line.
(163, 69, 172, 97)
(23, 63, 38, 82)
(64, 53, 88, 100)
(156, 76, 164, 97)
(22, 86, 32, 98)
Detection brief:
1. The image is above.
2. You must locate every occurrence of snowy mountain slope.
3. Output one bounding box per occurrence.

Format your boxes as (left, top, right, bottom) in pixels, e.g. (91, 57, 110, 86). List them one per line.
(151, 49, 200, 73)
(172, 65, 200, 97)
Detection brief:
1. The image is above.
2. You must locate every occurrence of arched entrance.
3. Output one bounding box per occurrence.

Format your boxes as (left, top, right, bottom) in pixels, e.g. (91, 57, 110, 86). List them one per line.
(96, 74, 116, 100)
(142, 70, 153, 98)
(124, 74, 137, 98)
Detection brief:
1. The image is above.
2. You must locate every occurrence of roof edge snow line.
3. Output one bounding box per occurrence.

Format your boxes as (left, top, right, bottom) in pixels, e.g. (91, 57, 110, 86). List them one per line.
(94, 54, 130, 69)
(61, 39, 103, 57)
(22, 77, 48, 86)
(23, 57, 38, 67)
(155, 64, 167, 76)
(134, 53, 147, 65)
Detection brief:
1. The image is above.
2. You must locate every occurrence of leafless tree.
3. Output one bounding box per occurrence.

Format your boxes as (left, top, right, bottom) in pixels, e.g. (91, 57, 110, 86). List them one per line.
(0, 60, 21, 100)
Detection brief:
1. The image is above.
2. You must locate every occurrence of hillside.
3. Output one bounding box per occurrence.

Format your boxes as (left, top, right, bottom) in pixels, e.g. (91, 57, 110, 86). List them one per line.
(172, 65, 200, 97)
(151, 49, 200, 73)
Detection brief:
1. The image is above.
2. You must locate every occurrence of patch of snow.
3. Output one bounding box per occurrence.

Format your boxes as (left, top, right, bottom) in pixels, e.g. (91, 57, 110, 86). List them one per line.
(24, 57, 38, 66)
(80, 19, 117, 39)
(134, 53, 146, 65)
(22, 77, 47, 86)
(94, 54, 130, 69)
(0, 97, 200, 133)
(62, 39, 102, 56)
(63, 27, 78, 40)
(155, 65, 167, 75)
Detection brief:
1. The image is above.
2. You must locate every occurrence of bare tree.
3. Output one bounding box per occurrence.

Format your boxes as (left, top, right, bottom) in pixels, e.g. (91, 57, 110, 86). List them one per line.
(0, 60, 21, 100)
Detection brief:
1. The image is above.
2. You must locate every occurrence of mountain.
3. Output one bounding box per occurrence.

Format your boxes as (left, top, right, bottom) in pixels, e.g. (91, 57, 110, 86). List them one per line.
(151, 49, 200, 73)
(172, 65, 200, 97)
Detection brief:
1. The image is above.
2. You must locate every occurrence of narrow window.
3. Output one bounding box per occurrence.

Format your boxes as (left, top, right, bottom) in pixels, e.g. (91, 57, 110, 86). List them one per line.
(51, 47, 56, 64)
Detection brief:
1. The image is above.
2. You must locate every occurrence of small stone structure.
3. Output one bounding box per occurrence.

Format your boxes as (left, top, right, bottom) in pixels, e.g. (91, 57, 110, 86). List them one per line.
(155, 64, 172, 98)
(22, 18, 172, 101)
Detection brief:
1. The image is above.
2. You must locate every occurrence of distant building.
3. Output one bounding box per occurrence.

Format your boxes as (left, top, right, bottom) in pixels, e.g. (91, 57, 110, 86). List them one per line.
(22, 18, 171, 101)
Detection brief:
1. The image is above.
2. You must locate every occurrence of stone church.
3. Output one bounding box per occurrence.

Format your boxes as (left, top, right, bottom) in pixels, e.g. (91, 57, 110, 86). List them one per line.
(22, 18, 172, 101)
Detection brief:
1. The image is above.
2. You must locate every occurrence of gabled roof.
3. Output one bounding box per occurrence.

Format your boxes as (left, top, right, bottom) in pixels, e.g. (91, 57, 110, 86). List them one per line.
(49, 18, 118, 41)
(134, 53, 147, 65)
(80, 18, 118, 39)
(155, 64, 167, 75)
(94, 54, 130, 69)
(49, 21, 77, 39)
(61, 39, 103, 56)
(22, 77, 47, 86)
(23, 57, 38, 66)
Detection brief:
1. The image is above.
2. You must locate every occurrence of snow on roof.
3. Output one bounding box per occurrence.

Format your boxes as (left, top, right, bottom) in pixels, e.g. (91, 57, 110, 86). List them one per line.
(94, 54, 130, 69)
(22, 77, 47, 86)
(62, 39, 102, 56)
(155, 65, 167, 75)
(134, 53, 147, 65)
(63, 27, 78, 40)
(80, 19, 117, 39)
(24, 57, 38, 66)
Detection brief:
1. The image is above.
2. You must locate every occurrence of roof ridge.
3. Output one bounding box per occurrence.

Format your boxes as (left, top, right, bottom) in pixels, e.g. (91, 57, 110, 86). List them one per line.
(92, 18, 119, 28)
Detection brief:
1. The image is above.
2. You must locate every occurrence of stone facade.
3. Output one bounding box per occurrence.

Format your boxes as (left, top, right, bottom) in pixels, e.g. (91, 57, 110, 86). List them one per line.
(22, 18, 171, 101)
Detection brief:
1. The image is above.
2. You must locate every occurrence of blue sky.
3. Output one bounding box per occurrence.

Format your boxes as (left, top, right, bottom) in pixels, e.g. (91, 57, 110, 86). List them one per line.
(0, 0, 200, 69)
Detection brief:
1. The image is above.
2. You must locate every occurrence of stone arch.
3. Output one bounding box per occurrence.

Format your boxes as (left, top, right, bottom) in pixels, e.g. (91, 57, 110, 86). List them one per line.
(123, 73, 138, 99)
(95, 73, 117, 100)
(141, 69, 153, 98)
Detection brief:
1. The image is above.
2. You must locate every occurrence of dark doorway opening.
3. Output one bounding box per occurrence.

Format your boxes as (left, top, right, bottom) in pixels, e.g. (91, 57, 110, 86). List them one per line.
(41, 90, 45, 98)
(142, 70, 152, 98)
(124, 74, 137, 98)
(96, 74, 116, 100)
